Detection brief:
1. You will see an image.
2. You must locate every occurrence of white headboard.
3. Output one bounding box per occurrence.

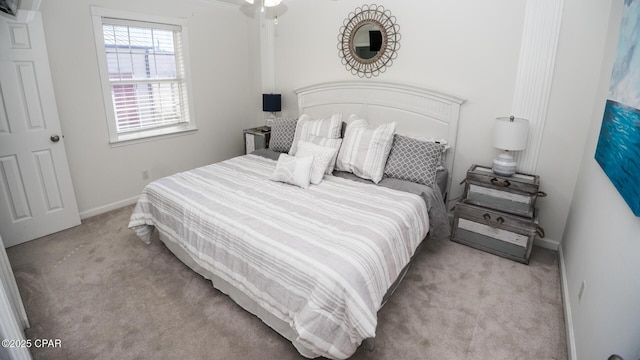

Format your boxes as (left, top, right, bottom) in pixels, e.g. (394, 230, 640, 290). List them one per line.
(294, 81, 464, 198)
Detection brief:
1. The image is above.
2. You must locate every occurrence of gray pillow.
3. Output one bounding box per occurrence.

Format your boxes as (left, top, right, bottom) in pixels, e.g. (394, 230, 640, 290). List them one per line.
(269, 118, 298, 153)
(384, 135, 446, 187)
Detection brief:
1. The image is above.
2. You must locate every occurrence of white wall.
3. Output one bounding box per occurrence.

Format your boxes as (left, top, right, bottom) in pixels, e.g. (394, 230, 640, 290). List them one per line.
(562, 0, 640, 359)
(269, 0, 611, 245)
(39, 0, 261, 216)
(536, 0, 613, 247)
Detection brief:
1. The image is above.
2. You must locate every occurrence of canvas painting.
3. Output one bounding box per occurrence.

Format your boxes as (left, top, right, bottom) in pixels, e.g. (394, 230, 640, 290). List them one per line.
(0, 0, 18, 16)
(595, 0, 640, 216)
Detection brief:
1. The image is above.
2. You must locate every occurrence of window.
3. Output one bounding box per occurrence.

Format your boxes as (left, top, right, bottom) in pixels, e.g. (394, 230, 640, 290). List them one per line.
(91, 8, 196, 144)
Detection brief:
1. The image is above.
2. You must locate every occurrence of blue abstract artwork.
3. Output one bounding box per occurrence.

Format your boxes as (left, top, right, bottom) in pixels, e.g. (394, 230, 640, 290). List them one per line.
(595, 0, 640, 216)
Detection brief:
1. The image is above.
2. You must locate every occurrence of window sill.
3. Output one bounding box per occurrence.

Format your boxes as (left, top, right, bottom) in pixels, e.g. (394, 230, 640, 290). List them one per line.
(109, 125, 197, 147)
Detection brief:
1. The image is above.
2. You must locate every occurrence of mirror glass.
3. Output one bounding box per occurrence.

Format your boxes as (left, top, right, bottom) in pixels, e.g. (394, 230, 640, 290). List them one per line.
(352, 23, 382, 60)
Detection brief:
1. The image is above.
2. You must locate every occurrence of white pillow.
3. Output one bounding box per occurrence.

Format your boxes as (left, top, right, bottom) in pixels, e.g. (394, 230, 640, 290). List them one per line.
(288, 113, 342, 156)
(305, 135, 343, 174)
(296, 141, 338, 185)
(269, 154, 313, 189)
(335, 115, 397, 183)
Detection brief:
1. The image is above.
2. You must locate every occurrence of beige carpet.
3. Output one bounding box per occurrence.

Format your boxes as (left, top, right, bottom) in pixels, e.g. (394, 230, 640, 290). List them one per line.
(7, 205, 567, 360)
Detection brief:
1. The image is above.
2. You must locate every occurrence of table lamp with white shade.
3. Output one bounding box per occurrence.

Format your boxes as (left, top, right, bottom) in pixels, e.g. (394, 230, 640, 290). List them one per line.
(492, 115, 529, 177)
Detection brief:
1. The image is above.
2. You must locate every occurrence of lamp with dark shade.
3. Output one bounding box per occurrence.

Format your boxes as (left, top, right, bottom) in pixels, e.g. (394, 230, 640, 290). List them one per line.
(262, 94, 281, 127)
(492, 115, 529, 177)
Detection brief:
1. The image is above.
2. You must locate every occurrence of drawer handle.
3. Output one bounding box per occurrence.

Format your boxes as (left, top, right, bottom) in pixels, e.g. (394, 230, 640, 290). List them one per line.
(537, 191, 548, 197)
(536, 226, 545, 238)
(483, 213, 504, 228)
(491, 178, 511, 187)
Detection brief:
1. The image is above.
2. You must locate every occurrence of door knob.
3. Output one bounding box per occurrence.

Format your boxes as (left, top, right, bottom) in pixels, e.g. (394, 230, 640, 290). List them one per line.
(50, 134, 60, 143)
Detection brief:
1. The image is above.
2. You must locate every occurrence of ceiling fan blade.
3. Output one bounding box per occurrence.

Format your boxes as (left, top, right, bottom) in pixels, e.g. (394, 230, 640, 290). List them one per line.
(239, 3, 257, 18)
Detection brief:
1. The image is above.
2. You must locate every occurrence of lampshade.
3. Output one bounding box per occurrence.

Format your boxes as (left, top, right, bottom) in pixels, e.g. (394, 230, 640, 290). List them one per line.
(262, 94, 281, 112)
(493, 116, 529, 151)
(245, 0, 282, 6)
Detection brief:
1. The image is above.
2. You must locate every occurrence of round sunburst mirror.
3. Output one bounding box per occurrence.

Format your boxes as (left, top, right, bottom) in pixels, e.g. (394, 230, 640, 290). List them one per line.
(337, 4, 400, 78)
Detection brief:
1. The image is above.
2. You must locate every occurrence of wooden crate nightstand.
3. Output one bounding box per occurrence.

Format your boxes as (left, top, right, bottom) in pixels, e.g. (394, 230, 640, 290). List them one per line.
(243, 126, 271, 154)
(451, 164, 546, 264)
(462, 164, 541, 217)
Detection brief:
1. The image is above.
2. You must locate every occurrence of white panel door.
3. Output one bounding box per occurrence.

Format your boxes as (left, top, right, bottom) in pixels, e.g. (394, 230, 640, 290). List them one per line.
(0, 12, 80, 247)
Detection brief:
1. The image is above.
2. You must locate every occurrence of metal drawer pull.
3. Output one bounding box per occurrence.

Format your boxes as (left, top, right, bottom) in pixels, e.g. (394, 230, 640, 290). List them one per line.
(483, 213, 504, 227)
(490, 177, 511, 187)
(536, 226, 545, 238)
(537, 191, 548, 197)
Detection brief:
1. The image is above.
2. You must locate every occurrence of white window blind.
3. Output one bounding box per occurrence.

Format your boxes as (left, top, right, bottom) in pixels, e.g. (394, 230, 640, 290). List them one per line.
(91, 7, 196, 145)
(101, 19, 189, 133)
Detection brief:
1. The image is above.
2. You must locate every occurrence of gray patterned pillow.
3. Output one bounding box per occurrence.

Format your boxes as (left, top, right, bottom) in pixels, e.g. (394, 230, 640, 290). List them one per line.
(306, 135, 342, 174)
(384, 135, 446, 187)
(269, 118, 298, 153)
(296, 141, 338, 185)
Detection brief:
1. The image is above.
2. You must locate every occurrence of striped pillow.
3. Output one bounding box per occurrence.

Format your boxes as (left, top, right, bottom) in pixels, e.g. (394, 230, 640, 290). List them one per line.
(288, 113, 342, 156)
(336, 115, 397, 183)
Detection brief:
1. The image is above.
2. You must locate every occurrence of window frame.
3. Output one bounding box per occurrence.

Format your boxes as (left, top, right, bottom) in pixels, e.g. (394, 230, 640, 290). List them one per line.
(91, 7, 197, 146)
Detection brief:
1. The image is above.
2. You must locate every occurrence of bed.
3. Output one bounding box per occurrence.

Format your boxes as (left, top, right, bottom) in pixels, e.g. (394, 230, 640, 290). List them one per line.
(129, 81, 464, 359)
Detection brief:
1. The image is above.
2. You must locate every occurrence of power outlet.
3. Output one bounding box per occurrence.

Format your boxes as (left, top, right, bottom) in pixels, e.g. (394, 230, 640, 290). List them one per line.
(578, 280, 586, 303)
(141, 169, 150, 181)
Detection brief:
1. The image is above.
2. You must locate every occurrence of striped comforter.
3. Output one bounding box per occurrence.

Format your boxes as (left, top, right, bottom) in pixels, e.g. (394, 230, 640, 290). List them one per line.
(128, 155, 429, 359)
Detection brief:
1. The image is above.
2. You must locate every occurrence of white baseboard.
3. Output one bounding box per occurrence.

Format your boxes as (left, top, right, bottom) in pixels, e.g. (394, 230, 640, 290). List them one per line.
(79, 195, 139, 220)
(534, 236, 560, 251)
(558, 245, 577, 360)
